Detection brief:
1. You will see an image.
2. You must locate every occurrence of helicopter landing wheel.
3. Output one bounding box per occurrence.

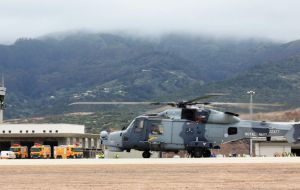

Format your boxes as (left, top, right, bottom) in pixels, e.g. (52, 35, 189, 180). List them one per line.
(193, 149, 203, 158)
(203, 149, 211, 158)
(142, 151, 151, 158)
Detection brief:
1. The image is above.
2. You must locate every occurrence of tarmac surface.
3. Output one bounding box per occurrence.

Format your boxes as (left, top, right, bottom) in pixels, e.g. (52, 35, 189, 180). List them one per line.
(1, 157, 300, 189)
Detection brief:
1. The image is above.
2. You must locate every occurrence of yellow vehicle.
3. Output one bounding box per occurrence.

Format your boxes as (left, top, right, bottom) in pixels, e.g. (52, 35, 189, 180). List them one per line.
(54, 146, 67, 159)
(30, 143, 51, 159)
(54, 145, 83, 159)
(10, 144, 28, 159)
(67, 144, 83, 158)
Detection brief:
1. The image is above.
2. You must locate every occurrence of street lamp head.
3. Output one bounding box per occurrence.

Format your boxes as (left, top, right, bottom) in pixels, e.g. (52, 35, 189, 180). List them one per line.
(247, 91, 255, 95)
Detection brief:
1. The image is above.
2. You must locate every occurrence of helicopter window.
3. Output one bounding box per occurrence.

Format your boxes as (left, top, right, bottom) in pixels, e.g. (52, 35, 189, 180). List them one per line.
(134, 120, 144, 133)
(150, 124, 163, 135)
(228, 127, 237, 135)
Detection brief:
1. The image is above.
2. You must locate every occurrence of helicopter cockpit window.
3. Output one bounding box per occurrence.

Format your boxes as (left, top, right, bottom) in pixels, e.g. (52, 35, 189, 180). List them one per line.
(134, 120, 144, 133)
(150, 124, 164, 135)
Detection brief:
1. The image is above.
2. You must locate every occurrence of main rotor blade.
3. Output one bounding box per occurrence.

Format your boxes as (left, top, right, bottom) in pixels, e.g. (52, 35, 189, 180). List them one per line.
(145, 105, 173, 114)
(69, 101, 174, 106)
(201, 102, 283, 108)
(186, 93, 228, 104)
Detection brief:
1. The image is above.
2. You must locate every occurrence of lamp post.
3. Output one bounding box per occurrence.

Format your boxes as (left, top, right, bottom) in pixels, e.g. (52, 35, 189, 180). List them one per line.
(247, 90, 255, 157)
(247, 90, 255, 120)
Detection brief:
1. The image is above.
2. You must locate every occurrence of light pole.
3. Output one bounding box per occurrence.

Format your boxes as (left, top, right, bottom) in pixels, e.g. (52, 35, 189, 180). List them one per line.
(247, 90, 255, 157)
(247, 90, 255, 120)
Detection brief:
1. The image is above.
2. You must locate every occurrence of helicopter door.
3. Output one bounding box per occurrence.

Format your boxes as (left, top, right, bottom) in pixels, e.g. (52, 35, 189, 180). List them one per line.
(148, 120, 172, 143)
(129, 119, 148, 150)
(146, 120, 172, 151)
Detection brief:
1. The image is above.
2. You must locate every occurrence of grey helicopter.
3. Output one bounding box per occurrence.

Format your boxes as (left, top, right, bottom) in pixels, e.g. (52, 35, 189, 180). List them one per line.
(71, 94, 300, 158)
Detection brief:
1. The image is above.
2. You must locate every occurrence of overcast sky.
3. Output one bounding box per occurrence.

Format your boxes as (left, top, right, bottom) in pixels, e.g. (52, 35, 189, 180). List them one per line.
(0, 0, 300, 44)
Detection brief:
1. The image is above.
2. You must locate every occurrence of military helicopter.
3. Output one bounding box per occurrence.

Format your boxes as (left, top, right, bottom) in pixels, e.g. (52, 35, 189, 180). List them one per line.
(71, 94, 300, 158)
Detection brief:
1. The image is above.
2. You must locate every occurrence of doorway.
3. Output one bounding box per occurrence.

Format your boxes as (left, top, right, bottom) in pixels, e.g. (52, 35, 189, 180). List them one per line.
(291, 148, 300, 156)
(0, 141, 11, 151)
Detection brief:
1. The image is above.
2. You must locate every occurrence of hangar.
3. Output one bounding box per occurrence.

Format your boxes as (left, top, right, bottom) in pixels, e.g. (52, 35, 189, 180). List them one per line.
(0, 123, 100, 158)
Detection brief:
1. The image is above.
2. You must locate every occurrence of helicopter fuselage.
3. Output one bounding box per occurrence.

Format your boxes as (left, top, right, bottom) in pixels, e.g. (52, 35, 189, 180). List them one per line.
(101, 108, 300, 157)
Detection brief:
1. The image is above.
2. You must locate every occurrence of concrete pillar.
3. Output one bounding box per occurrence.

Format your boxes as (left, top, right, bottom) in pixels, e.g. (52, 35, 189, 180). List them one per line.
(96, 138, 100, 149)
(66, 137, 71, 145)
(91, 138, 95, 148)
(81, 138, 85, 148)
(85, 138, 89, 149)
(72, 137, 76, 145)
(88, 138, 92, 149)
(78, 138, 83, 147)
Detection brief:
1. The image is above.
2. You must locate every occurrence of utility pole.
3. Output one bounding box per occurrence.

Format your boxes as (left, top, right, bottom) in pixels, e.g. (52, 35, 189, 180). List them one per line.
(247, 90, 255, 157)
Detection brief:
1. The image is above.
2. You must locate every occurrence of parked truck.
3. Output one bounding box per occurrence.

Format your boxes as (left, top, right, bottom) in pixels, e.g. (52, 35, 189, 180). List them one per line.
(54, 144, 83, 159)
(10, 144, 28, 159)
(54, 146, 67, 159)
(68, 144, 83, 158)
(30, 144, 51, 159)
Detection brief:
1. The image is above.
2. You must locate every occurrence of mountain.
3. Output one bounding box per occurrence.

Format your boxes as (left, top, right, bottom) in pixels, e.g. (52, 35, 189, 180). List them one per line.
(1, 32, 300, 119)
(187, 54, 300, 111)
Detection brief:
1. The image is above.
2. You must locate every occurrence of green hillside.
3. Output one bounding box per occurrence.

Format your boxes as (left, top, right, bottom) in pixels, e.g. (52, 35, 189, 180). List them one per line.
(0, 32, 284, 119)
(187, 55, 300, 111)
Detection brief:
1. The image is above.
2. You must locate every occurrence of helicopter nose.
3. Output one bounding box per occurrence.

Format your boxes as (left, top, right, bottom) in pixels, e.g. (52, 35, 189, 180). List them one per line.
(101, 131, 123, 151)
(100, 130, 109, 140)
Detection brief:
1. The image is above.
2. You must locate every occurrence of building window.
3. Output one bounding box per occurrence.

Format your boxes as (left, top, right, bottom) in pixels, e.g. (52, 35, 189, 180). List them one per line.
(20, 130, 22, 133)
(55, 130, 58, 133)
(26, 130, 28, 133)
(32, 130, 35, 133)
(49, 130, 52, 133)
(9, 130, 11, 133)
(43, 130, 46, 133)
(2, 130, 5, 133)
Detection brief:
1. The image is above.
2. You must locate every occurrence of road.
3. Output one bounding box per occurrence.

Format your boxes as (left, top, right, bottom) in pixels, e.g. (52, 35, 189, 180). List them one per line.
(0, 158, 299, 189)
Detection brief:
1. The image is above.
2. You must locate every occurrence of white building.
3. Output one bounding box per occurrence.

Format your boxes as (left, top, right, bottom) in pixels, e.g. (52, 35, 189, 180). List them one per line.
(253, 137, 300, 157)
(0, 123, 84, 134)
(0, 123, 100, 157)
